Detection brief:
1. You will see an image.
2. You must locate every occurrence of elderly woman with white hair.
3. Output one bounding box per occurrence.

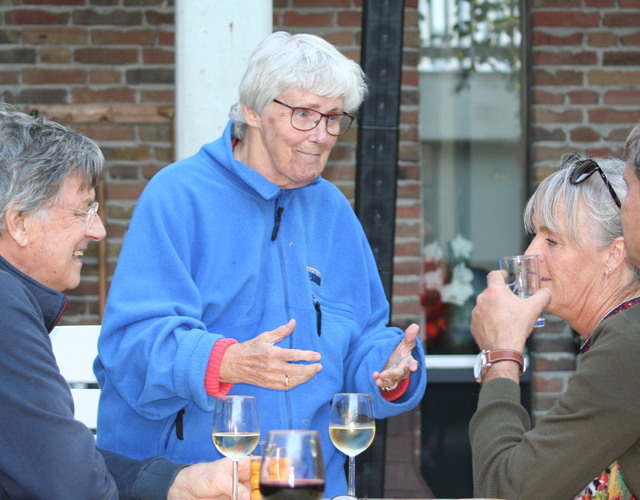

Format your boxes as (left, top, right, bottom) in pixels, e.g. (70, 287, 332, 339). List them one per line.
(470, 151, 640, 499)
(95, 31, 426, 496)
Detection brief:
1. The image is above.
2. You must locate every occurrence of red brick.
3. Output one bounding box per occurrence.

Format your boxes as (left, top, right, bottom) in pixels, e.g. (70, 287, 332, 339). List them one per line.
(604, 89, 640, 105)
(92, 29, 157, 45)
(143, 48, 174, 64)
(603, 51, 640, 66)
(585, 0, 615, 6)
(89, 69, 122, 84)
(532, 11, 599, 28)
(0, 71, 19, 84)
(292, 0, 351, 6)
(532, 90, 565, 105)
(76, 123, 135, 141)
(589, 70, 640, 85)
(22, 27, 87, 44)
(73, 9, 142, 25)
(40, 47, 72, 63)
(23, 68, 85, 84)
(569, 90, 599, 104)
(622, 32, 640, 46)
(282, 11, 333, 26)
(604, 12, 640, 27)
(533, 50, 597, 65)
(587, 31, 618, 47)
(6, 9, 69, 24)
(72, 87, 136, 103)
(570, 127, 600, 142)
(588, 108, 640, 124)
(534, 108, 584, 124)
(532, 31, 583, 46)
(75, 48, 138, 64)
(532, 69, 583, 86)
(337, 11, 362, 27)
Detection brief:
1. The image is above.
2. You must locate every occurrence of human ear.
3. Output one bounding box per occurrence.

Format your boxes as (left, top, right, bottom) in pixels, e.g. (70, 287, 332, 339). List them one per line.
(242, 103, 262, 129)
(4, 206, 31, 247)
(605, 236, 627, 273)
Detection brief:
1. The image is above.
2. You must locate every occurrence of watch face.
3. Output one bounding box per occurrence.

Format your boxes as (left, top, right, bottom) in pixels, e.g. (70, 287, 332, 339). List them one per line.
(474, 351, 487, 382)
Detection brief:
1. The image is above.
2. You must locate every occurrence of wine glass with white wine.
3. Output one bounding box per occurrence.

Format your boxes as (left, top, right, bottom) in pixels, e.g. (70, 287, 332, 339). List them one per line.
(212, 395, 260, 500)
(329, 393, 376, 497)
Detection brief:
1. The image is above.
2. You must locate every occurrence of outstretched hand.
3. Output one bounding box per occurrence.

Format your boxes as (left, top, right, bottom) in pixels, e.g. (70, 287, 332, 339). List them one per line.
(373, 323, 420, 390)
(219, 319, 322, 390)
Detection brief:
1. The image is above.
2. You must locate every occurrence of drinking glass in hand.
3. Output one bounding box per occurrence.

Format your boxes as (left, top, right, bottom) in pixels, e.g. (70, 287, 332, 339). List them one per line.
(259, 430, 325, 500)
(212, 395, 260, 500)
(329, 393, 376, 497)
(499, 254, 545, 327)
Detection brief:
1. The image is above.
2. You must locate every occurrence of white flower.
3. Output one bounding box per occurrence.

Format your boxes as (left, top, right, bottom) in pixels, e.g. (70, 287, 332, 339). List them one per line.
(423, 268, 445, 291)
(450, 234, 473, 259)
(423, 241, 444, 262)
(440, 263, 475, 305)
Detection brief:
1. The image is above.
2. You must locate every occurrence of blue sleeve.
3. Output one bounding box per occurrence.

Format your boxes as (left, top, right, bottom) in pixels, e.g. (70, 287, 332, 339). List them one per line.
(0, 275, 118, 499)
(97, 166, 221, 419)
(333, 218, 427, 418)
(99, 448, 185, 500)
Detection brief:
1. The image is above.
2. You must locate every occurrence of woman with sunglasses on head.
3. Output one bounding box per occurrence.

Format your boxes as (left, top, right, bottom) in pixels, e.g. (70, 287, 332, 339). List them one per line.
(469, 150, 640, 499)
(94, 31, 426, 496)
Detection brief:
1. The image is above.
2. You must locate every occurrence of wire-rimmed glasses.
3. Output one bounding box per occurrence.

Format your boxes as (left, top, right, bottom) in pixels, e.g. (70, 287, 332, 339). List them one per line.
(273, 99, 355, 136)
(58, 201, 100, 230)
(566, 154, 622, 209)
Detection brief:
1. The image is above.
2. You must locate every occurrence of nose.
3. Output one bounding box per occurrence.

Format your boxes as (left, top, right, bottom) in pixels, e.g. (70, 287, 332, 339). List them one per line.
(524, 238, 543, 262)
(87, 215, 106, 241)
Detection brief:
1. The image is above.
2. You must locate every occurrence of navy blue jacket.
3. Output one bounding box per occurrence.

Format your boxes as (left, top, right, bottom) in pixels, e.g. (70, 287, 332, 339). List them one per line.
(0, 255, 184, 499)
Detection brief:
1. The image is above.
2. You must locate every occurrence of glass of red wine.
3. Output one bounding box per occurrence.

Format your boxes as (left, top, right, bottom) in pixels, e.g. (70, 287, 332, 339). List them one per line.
(259, 430, 325, 500)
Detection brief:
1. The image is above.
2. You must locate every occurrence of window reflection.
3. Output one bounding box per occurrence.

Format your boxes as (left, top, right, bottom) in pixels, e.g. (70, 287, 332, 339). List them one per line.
(419, 0, 525, 354)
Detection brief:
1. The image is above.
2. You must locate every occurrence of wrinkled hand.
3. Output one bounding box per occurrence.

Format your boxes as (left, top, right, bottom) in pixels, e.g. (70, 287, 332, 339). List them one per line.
(167, 457, 250, 500)
(471, 270, 552, 353)
(219, 319, 322, 390)
(373, 323, 420, 390)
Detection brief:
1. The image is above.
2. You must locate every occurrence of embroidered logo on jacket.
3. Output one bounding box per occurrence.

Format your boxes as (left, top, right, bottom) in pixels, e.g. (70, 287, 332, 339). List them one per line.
(307, 266, 321, 286)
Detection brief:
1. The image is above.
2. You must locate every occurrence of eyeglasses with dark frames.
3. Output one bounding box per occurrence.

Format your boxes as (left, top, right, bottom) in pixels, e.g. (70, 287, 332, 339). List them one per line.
(273, 99, 355, 137)
(567, 154, 622, 209)
(58, 201, 100, 230)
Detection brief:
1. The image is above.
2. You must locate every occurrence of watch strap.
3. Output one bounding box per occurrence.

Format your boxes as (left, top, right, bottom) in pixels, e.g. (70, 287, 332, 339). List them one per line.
(484, 349, 526, 375)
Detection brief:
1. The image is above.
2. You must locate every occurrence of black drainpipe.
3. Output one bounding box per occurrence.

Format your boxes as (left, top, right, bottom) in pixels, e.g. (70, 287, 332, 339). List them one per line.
(354, 0, 405, 497)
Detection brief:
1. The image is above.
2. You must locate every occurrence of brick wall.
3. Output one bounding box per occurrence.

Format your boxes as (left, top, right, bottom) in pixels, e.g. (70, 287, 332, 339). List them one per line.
(529, 0, 640, 419)
(3, 0, 640, 494)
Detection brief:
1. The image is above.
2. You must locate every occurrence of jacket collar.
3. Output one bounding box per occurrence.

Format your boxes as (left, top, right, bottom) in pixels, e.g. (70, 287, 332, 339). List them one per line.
(0, 255, 67, 332)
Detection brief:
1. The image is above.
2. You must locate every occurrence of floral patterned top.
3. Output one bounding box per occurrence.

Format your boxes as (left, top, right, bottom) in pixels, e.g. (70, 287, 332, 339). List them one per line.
(575, 296, 640, 500)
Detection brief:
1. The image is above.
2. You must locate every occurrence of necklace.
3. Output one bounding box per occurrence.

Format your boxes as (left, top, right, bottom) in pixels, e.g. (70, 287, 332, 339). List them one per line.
(580, 295, 640, 353)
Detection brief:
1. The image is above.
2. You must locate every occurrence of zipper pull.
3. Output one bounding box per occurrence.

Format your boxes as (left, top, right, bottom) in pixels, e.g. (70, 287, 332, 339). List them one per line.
(271, 206, 284, 241)
(314, 299, 322, 336)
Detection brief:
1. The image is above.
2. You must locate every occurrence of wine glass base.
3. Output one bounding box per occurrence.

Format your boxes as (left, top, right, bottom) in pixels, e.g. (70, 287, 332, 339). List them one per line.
(331, 495, 358, 500)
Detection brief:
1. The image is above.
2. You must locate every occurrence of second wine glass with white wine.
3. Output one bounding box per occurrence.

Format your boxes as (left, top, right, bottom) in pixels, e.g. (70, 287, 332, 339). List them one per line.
(329, 393, 376, 497)
(212, 395, 260, 500)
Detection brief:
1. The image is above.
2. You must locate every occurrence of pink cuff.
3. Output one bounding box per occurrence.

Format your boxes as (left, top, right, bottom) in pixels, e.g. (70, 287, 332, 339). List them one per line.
(204, 338, 238, 397)
(381, 375, 410, 402)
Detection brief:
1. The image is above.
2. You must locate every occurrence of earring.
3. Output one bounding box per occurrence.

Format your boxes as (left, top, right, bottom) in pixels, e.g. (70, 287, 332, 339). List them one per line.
(606, 268, 612, 278)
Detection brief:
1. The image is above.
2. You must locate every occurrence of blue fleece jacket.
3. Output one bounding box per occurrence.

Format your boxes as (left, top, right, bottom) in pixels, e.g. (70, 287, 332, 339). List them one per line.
(0, 255, 183, 499)
(95, 121, 426, 497)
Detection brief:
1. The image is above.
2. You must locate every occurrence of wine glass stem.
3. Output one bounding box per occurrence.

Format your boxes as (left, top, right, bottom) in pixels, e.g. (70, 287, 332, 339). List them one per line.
(348, 455, 356, 496)
(232, 459, 239, 500)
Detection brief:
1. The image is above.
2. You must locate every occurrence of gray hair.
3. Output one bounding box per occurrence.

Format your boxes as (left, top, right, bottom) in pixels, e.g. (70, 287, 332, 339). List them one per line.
(0, 105, 104, 232)
(229, 31, 368, 139)
(624, 122, 640, 180)
(524, 153, 627, 250)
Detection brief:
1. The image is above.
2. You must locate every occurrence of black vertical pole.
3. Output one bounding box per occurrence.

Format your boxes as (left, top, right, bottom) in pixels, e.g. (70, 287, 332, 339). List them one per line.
(354, 0, 405, 497)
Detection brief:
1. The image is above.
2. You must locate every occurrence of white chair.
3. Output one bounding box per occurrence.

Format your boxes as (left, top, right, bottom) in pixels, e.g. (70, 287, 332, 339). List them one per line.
(49, 324, 101, 433)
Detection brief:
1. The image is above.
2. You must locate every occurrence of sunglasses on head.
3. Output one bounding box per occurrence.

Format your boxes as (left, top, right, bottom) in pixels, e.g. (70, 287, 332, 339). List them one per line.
(566, 154, 622, 209)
